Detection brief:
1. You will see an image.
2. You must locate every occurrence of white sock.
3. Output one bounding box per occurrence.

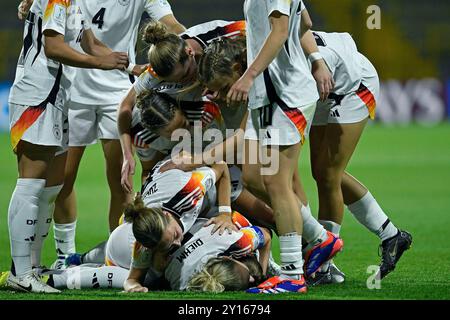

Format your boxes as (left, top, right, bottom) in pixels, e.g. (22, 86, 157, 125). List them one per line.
(319, 220, 341, 236)
(82, 241, 107, 264)
(279, 233, 303, 279)
(31, 185, 63, 267)
(51, 265, 129, 290)
(8, 178, 46, 277)
(54, 221, 77, 256)
(318, 220, 341, 271)
(347, 191, 398, 242)
(301, 204, 328, 245)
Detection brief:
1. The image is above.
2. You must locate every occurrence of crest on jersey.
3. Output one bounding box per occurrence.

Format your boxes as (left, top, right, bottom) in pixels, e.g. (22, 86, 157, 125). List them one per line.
(118, 0, 130, 6)
(53, 124, 61, 140)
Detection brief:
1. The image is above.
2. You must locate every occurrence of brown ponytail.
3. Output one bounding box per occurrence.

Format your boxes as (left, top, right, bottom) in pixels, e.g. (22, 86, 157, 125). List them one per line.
(124, 194, 169, 249)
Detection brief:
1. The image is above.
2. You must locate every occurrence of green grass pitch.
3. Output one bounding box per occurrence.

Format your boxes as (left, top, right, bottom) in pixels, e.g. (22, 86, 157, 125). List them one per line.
(1, 124, 450, 300)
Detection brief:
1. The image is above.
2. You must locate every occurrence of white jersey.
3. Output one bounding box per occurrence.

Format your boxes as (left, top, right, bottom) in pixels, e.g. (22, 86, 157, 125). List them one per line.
(9, 0, 89, 107)
(140, 160, 217, 233)
(312, 31, 365, 95)
(105, 222, 136, 269)
(70, 0, 174, 105)
(166, 224, 266, 290)
(243, 0, 319, 110)
(133, 20, 246, 98)
(130, 218, 213, 271)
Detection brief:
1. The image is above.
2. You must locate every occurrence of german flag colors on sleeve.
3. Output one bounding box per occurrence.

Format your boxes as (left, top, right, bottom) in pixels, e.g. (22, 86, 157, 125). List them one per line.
(43, 0, 70, 36)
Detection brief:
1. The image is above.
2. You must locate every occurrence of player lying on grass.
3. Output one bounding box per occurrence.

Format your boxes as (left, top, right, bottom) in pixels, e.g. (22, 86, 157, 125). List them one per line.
(188, 33, 411, 285)
(125, 212, 273, 293)
(0, 213, 273, 292)
(1, 155, 237, 291)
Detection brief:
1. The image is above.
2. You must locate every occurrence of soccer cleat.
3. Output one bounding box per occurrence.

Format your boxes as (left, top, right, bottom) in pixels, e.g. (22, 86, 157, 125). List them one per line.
(329, 263, 345, 283)
(306, 262, 345, 286)
(304, 231, 344, 278)
(378, 230, 412, 279)
(267, 255, 282, 278)
(6, 272, 60, 293)
(65, 253, 83, 267)
(246, 276, 307, 294)
(50, 255, 68, 270)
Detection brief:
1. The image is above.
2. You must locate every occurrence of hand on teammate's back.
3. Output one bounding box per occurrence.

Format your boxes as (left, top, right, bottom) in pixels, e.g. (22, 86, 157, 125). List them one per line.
(160, 152, 200, 173)
(205, 214, 238, 235)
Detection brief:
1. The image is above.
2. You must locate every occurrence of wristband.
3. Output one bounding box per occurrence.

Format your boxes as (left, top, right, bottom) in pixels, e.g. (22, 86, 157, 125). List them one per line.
(308, 52, 323, 64)
(218, 206, 232, 214)
(125, 63, 136, 75)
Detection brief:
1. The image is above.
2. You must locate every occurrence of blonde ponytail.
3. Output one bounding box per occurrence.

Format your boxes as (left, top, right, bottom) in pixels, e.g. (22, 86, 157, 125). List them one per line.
(141, 20, 188, 78)
(186, 257, 248, 292)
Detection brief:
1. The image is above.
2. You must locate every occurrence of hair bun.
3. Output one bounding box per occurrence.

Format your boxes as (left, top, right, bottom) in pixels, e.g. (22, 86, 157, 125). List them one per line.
(123, 194, 146, 223)
(143, 21, 169, 44)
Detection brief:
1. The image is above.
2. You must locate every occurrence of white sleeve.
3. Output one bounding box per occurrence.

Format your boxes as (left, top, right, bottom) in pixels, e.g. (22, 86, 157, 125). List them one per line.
(300, 0, 306, 12)
(267, 0, 291, 18)
(134, 68, 160, 95)
(133, 72, 148, 95)
(144, 0, 174, 21)
(194, 167, 217, 192)
(42, 0, 69, 35)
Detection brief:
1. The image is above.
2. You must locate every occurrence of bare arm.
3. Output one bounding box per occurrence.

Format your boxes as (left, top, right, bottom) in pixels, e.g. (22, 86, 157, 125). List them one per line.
(203, 110, 247, 166)
(44, 30, 128, 70)
(160, 110, 248, 173)
(227, 11, 289, 105)
(158, 14, 186, 34)
(118, 87, 138, 193)
(212, 162, 232, 213)
(123, 267, 148, 293)
(205, 162, 237, 235)
(257, 227, 272, 276)
(80, 29, 112, 57)
(299, 8, 334, 101)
